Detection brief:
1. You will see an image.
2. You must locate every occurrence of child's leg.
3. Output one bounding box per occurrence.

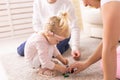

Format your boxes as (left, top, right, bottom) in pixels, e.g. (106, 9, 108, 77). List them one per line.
(57, 37, 70, 54)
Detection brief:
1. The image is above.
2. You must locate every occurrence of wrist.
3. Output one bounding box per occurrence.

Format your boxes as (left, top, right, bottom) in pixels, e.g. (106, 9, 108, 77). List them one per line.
(54, 64, 66, 73)
(71, 46, 79, 51)
(84, 59, 92, 67)
(63, 58, 68, 65)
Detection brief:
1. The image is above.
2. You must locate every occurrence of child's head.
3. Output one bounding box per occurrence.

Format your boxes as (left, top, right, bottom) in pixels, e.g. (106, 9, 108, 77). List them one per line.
(44, 12, 70, 44)
(45, 12, 70, 39)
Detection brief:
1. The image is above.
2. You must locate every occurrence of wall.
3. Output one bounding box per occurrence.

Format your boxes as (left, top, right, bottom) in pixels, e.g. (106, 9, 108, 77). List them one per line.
(0, 0, 33, 39)
(0, 0, 82, 39)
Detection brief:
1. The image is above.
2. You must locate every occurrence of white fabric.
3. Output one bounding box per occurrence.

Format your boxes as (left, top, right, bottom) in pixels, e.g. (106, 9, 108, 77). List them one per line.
(32, 0, 80, 51)
(25, 33, 60, 69)
(101, 0, 120, 6)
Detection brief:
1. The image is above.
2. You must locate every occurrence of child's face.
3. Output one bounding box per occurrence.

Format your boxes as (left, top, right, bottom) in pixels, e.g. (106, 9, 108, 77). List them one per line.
(47, 33, 65, 45)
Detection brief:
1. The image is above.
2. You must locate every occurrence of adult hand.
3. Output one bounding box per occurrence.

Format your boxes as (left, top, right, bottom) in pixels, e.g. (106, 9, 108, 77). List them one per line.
(71, 50, 81, 60)
(82, 0, 100, 8)
(67, 61, 88, 74)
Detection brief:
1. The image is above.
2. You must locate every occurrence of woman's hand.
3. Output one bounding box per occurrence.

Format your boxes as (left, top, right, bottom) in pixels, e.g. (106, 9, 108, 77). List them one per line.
(82, 0, 100, 8)
(67, 61, 89, 74)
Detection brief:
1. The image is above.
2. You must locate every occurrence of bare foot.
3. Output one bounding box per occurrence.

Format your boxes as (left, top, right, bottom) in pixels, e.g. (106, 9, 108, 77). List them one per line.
(37, 68, 57, 77)
(43, 69, 57, 77)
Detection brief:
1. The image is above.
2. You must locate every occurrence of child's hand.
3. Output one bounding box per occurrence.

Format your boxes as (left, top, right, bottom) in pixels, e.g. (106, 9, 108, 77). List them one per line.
(67, 61, 88, 74)
(55, 54, 69, 65)
(54, 64, 67, 73)
(63, 58, 69, 65)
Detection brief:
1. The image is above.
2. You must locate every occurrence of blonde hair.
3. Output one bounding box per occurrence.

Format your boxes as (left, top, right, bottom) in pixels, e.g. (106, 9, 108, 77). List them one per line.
(45, 12, 70, 38)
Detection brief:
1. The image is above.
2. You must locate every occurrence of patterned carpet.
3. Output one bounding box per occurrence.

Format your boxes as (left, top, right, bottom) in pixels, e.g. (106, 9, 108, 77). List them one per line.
(0, 33, 103, 80)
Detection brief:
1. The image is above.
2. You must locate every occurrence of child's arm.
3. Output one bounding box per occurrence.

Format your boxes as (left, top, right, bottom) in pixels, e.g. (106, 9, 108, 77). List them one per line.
(53, 46, 68, 65)
(53, 63, 66, 73)
(56, 54, 68, 65)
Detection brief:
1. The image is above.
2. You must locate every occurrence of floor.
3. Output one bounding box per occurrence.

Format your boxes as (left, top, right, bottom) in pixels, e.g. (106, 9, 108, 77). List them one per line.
(0, 32, 104, 80)
(0, 34, 30, 80)
(0, 32, 103, 80)
(0, 62, 8, 80)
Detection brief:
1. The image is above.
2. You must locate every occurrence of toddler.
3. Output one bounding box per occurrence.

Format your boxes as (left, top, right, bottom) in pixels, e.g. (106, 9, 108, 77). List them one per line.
(25, 12, 70, 76)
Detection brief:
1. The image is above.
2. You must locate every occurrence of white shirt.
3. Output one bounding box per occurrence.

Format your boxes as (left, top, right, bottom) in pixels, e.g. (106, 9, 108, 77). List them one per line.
(101, 0, 120, 6)
(32, 0, 80, 51)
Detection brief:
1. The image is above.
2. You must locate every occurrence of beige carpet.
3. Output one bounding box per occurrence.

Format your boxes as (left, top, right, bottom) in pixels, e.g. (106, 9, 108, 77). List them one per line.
(0, 33, 103, 80)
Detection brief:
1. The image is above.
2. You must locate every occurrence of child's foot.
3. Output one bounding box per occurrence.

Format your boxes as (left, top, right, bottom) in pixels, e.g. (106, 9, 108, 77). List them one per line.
(37, 68, 57, 77)
(43, 69, 57, 77)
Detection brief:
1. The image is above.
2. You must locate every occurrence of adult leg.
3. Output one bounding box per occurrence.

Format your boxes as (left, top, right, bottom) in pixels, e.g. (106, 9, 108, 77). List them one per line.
(57, 37, 70, 54)
(17, 41, 26, 56)
(101, 2, 120, 80)
(116, 46, 120, 79)
(101, 46, 120, 79)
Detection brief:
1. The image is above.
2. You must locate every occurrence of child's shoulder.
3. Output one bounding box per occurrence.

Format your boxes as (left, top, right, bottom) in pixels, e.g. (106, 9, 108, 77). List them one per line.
(27, 32, 45, 42)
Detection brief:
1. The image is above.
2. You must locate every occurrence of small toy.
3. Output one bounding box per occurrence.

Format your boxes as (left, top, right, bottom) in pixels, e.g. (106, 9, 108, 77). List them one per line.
(63, 65, 78, 78)
(63, 72, 70, 78)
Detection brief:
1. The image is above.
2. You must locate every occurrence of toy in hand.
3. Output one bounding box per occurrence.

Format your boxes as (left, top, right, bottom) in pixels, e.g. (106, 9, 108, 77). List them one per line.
(63, 66, 78, 78)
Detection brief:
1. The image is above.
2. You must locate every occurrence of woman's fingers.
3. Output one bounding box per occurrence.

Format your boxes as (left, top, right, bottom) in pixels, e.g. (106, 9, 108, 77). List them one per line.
(67, 63, 78, 73)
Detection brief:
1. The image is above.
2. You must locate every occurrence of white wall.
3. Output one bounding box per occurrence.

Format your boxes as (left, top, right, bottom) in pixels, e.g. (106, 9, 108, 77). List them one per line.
(0, 0, 34, 39)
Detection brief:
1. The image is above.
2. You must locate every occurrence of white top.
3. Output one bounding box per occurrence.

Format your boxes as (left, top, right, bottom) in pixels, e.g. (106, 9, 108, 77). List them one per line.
(25, 33, 60, 69)
(101, 0, 120, 6)
(32, 0, 80, 51)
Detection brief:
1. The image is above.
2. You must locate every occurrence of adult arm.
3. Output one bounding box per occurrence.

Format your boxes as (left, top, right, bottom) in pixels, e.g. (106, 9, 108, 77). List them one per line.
(68, 42, 102, 73)
(32, 0, 42, 32)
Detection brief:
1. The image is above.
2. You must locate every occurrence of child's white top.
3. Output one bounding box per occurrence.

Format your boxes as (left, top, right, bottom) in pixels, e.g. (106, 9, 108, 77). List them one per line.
(25, 32, 60, 69)
(32, 0, 80, 51)
(101, 0, 120, 6)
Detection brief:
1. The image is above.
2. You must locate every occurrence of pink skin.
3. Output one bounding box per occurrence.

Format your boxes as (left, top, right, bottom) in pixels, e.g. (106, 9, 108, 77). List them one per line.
(47, 0, 56, 4)
(71, 50, 81, 60)
(68, 1, 120, 80)
(82, 0, 100, 8)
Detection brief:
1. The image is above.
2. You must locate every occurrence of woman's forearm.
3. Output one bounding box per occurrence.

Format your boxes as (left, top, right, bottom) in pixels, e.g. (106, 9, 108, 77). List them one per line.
(86, 41, 102, 66)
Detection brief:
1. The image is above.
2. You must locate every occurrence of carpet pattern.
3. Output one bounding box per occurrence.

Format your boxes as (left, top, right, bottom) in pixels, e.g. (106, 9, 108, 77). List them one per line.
(0, 34, 103, 80)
